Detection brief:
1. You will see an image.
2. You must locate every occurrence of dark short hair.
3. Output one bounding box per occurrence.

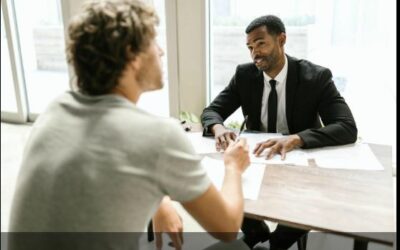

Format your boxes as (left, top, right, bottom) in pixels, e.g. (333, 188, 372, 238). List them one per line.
(245, 15, 286, 35)
(66, 0, 159, 95)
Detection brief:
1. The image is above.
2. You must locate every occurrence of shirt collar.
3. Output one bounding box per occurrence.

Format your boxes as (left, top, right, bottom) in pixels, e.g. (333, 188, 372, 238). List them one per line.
(263, 55, 288, 85)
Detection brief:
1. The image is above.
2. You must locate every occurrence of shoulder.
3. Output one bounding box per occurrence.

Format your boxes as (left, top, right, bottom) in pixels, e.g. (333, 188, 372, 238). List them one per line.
(157, 117, 184, 136)
(231, 63, 262, 87)
(288, 55, 332, 82)
(236, 62, 259, 75)
(144, 116, 189, 146)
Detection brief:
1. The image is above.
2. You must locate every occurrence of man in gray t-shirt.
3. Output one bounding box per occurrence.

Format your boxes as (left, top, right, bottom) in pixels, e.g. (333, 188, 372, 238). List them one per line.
(9, 1, 251, 250)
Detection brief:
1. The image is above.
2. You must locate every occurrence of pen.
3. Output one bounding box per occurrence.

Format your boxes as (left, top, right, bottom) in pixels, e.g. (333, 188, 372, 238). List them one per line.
(236, 115, 248, 141)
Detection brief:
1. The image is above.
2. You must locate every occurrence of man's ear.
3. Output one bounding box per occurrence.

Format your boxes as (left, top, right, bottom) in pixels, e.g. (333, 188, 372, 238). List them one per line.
(126, 46, 141, 71)
(128, 55, 142, 71)
(279, 33, 286, 47)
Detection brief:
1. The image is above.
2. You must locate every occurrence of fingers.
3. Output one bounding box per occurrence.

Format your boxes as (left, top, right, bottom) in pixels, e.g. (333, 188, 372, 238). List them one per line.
(254, 140, 275, 156)
(216, 136, 225, 150)
(267, 145, 280, 159)
(155, 232, 163, 250)
(217, 136, 228, 150)
(216, 132, 236, 151)
(179, 215, 184, 244)
(253, 142, 262, 154)
(167, 232, 182, 250)
(280, 140, 296, 160)
(215, 142, 221, 152)
(229, 132, 237, 142)
(179, 230, 184, 245)
(280, 147, 287, 160)
(267, 141, 293, 160)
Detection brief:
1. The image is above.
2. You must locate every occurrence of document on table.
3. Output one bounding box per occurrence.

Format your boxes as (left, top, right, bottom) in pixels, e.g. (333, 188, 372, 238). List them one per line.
(250, 149, 309, 166)
(306, 143, 384, 171)
(186, 132, 384, 170)
(240, 132, 283, 147)
(241, 133, 309, 166)
(186, 132, 309, 166)
(201, 156, 265, 200)
(186, 132, 287, 154)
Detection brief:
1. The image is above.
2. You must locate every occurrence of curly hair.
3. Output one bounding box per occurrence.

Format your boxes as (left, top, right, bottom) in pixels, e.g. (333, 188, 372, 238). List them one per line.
(66, 0, 159, 95)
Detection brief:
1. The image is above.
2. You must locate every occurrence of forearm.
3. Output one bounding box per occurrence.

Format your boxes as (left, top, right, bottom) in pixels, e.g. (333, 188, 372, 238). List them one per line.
(201, 81, 241, 132)
(201, 109, 225, 129)
(308, 71, 358, 148)
(211, 124, 226, 135)
(220, 167, 244, 230)
(297, 121, 357, 149)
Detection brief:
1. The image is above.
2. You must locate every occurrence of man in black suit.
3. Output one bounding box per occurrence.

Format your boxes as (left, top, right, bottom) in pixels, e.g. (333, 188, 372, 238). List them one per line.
(201, 15, 357, 250)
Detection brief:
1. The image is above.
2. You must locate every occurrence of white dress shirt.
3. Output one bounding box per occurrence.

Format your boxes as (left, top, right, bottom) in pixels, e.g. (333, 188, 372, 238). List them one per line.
(260, 55, 289, 134)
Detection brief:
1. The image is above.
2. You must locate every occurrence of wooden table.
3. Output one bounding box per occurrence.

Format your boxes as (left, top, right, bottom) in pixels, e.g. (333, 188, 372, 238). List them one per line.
(186, 124, 395, 248)
(243, 144, 395, 248)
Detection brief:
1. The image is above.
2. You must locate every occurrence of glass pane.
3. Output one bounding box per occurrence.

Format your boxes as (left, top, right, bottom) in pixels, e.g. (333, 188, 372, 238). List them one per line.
(13, 0, 69, 114)
(210, 0, 396, 145)
(1, 8, 18, 113)
(136, 0, 170, 117)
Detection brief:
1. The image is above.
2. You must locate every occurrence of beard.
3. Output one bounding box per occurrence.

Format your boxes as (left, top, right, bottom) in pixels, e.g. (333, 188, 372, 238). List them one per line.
(254, 51, 279, 73)
(136, 67, 163, 91)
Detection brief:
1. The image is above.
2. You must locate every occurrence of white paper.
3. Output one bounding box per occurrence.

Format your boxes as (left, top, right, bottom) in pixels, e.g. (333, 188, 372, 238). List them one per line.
(306, 143, 384, 170)
(187, 132, 383, 171)
(240, 132, 284, 147)
(241, 133, 309, 166)
(201, 156, 266, 200)
(250, 149, 309, 166)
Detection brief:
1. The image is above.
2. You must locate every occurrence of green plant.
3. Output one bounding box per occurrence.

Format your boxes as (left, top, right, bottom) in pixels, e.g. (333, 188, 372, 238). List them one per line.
(179, 111, 200, 123)
(226, 121, 241, 130)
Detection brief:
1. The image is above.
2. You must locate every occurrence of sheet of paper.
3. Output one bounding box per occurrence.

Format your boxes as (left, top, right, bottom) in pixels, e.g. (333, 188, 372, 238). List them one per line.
(250, 149, 309, 166)
(187, 132, 383, 171)
(186, 132, 284, 155)
(241, 133, 309, 166)
(187, 132, 309, 166)
(201, 156, 266, 200)
(306, 143, 384, 170)
(240, 132, 283, 147)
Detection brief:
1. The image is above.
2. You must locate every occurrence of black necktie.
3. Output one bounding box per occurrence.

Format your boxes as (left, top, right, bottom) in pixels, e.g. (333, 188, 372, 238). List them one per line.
(268, 79, 277, 133)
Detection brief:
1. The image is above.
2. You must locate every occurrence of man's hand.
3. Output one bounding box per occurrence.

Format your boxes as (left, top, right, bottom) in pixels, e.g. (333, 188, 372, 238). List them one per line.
(153, 197, 183, 250)
(211, 124, 237, 151)
(253, 134, 304, 160)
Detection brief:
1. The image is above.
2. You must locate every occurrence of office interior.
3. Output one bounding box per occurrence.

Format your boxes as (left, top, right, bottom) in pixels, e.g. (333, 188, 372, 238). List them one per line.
(1, 0, 396, 249)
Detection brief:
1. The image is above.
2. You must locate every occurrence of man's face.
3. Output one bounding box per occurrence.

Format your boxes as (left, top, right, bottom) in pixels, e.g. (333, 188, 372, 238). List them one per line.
(137, 39, 164, 91)
(246, 26, 285, 74)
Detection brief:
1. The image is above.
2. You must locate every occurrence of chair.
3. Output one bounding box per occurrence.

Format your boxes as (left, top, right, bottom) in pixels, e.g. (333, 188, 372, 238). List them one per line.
(148, 220, 309, 250)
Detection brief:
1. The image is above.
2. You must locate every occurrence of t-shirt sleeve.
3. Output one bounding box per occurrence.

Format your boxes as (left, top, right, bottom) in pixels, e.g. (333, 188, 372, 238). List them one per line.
(155, 120, 211, 203)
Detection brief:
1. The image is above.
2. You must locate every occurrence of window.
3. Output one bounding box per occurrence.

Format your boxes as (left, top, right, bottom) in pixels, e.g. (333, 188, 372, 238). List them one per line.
(13, 0, 69, 115)
(2, 0, 171, 121)
(136, 0, 170, 117)
(209, 0, 396, 145)
(1, 9, 17, 113)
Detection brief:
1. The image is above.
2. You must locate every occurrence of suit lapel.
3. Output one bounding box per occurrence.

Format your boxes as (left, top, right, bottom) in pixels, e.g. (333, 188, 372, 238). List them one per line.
(285, 55, 298, 133)
(252, 69, 264, 131)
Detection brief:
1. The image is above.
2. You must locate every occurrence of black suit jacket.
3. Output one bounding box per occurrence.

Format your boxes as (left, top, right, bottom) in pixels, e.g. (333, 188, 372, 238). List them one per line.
(201, 55, 357, 149)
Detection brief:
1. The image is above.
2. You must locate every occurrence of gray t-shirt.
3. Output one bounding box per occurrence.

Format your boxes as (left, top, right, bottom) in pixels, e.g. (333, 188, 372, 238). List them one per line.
(9, 91, 210, 248)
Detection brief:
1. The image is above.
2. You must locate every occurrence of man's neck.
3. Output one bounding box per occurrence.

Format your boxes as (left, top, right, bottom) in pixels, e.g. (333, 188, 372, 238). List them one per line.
(111, 66, 144, 103)
(111, 87, 141, 104)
